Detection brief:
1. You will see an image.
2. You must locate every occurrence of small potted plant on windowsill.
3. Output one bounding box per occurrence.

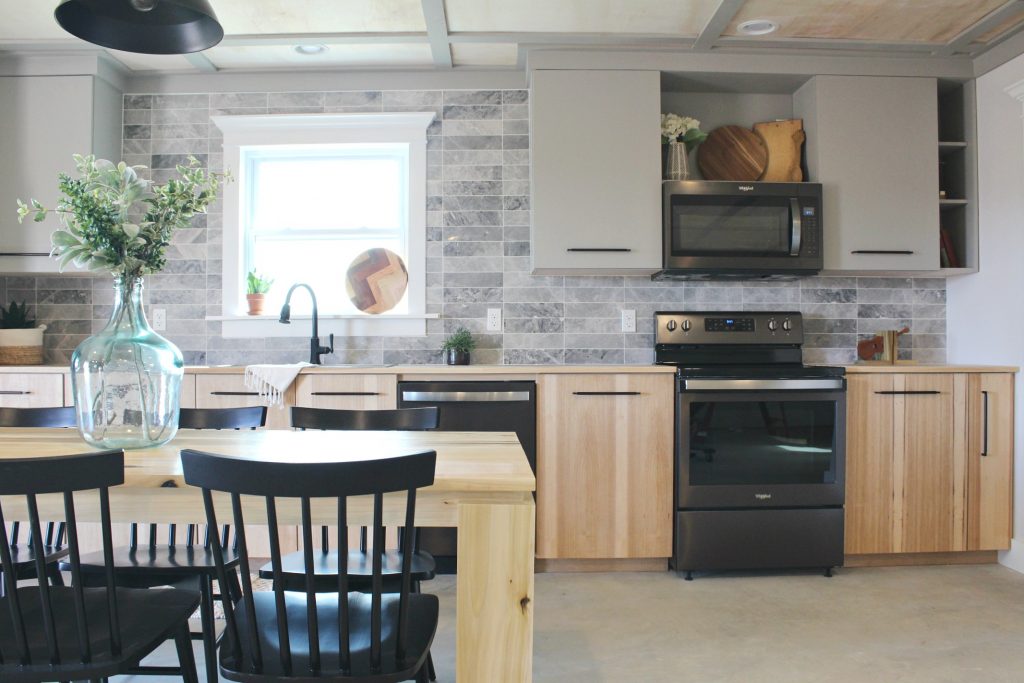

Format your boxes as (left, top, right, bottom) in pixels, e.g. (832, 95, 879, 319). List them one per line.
(442, 327, 475, 365)
(246, 270, 273, 315)
(0, 301, 45, 365)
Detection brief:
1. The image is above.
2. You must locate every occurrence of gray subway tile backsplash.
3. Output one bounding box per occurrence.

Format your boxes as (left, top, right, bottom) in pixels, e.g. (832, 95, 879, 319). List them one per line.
(4, 87, 946, 366)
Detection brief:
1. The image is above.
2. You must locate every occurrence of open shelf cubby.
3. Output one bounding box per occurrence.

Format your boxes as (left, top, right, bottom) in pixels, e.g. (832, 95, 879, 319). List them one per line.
(937, 81, 977, 272)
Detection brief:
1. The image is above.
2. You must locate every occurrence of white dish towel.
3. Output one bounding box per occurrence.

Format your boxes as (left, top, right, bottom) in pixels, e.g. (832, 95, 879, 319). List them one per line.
(243, 362, 312, 406)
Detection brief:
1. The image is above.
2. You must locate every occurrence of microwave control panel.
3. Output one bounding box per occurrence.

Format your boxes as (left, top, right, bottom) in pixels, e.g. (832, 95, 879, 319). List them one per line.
(799, 202, 820, 257)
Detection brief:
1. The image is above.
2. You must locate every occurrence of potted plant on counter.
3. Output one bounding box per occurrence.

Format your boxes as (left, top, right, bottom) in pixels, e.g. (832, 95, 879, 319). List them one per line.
(246, 270, 273, 315)
(442, 327, 476, 365)
(0, 301, 45, 365)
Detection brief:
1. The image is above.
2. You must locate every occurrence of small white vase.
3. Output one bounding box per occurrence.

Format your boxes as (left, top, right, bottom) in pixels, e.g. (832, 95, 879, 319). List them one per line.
(664, 141, 691, 181)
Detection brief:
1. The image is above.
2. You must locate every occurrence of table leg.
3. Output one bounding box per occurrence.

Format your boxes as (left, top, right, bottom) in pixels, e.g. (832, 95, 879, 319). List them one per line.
(457, 499, 535, 682)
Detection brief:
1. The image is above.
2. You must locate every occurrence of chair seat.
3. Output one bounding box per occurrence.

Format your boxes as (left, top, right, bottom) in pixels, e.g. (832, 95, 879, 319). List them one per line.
(225, 590, 438, 682)
(65, 544, 242, 583)
(0, 585, 199, 680)
(6, 544, 69, 577)
(258, 550, 436, 590)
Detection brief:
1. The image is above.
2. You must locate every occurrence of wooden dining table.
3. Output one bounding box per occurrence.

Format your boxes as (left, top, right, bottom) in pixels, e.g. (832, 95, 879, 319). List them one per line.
(0, 428, 536, 682)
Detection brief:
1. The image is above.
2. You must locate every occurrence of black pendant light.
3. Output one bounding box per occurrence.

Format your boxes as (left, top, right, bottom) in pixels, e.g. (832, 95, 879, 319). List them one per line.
(55, 0, 224, 55)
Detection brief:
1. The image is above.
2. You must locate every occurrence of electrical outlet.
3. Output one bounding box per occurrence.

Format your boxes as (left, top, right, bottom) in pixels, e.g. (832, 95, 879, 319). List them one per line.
(621, 309, 636, 333)
(152, 308, 166, 331)
(486, 308, 502, 332)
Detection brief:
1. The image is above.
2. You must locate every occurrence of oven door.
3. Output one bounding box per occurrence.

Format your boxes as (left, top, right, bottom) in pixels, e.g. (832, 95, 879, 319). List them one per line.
(677, 378, 846, 509)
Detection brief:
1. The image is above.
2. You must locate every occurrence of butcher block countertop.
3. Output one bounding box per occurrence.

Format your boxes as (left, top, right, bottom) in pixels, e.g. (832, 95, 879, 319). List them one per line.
(842, 364, 1018, 373)
(0, 364, 678, 375)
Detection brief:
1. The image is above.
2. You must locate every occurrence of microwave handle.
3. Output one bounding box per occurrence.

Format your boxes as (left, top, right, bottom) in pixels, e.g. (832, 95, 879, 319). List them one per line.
(789, 198, 802, 256)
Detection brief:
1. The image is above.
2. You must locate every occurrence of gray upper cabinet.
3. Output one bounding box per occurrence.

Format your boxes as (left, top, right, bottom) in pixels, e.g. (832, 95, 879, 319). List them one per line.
(531, 69, 662, 275)
(0, 75, 122, 274)
(795, 76, 939, 272)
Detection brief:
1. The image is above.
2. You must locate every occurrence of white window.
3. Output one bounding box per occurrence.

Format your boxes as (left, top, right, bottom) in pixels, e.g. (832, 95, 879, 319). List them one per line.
(212, 113, 435, 338)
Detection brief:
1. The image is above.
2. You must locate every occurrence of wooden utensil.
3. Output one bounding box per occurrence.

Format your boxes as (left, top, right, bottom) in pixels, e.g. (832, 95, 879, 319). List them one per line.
(345, 247, 409, 314)
(754, 119, 805, 182)
(697, 125, 769, 181)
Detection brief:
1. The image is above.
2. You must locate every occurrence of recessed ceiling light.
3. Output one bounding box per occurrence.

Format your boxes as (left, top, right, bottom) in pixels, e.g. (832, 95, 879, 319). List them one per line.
(737, 19, 778, 36)
(294, 44, 328, 55)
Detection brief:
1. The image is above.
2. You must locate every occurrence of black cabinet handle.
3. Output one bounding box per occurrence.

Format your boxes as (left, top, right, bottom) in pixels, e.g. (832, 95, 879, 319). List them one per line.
(874, 390, 941, 395)
(0, 390, 30, 395)
(851, 250, 915, 255)
(566, 248, 632, 252)
(981, 390, 989, 457)
(572, 391, 642, 396)
(0, 252, 50, 257)
(310, 391, 380, 396)
(210, 391, 260, 396)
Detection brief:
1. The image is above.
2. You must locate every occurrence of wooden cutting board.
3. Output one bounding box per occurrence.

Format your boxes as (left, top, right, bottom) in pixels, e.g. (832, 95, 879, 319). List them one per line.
(697, 125, 768, 181)
(754, 119, 805, 182)
(345, 248, 409, 314)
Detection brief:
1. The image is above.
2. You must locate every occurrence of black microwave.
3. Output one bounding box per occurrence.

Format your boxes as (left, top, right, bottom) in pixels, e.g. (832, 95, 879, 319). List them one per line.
(657, 181, 823, 280)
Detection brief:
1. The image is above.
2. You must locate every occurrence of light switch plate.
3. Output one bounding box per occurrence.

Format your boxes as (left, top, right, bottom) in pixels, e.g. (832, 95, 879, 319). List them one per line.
(621, 309, 636, 333)
(152, 308, 166, 331)
(486, 308, 502, 332)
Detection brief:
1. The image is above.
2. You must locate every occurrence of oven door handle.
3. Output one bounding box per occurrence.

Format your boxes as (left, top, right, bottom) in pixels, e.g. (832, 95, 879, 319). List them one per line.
(789, 198, 802, 256)
(682, 378, 845, 391)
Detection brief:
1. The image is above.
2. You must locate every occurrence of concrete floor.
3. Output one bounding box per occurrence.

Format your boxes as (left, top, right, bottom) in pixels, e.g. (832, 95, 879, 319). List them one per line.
(119, 564, 1024, 682)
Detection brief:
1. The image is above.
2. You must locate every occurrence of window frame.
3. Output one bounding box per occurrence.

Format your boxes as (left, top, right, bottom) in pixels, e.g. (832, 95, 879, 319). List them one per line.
(211, 112, 435, 338)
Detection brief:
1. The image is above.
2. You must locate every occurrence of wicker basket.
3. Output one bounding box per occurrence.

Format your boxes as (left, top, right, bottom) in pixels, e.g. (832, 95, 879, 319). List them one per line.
(0, 326, 45, 366)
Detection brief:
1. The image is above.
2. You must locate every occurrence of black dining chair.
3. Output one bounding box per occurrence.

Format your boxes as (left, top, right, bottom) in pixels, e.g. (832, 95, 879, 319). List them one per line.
(0, 406, 78, 599)
(0, 449, 200, 682)
(66, 405, 267, 682)
(181, 446, 439, 682)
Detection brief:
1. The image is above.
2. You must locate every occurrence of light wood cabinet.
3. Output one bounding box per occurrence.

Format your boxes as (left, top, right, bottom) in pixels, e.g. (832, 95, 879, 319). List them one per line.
(795, 76, 940, 272)
(536, 373, 673, 559)
(845, 371, 1013, 557)
(194, 374, 291, 429)
(530, 69, 662, 274)
(294, 373, 396, 410)
(0, 373, 65, 407)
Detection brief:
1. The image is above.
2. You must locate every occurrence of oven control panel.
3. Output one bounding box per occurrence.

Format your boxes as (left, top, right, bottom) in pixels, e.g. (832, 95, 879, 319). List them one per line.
(655, 311, 803, 345)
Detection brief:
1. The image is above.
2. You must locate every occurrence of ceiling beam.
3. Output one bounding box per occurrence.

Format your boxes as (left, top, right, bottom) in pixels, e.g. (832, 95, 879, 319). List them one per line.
(219, 32, 427, 47)
(934, 0, 1024, 56)
(184, 52, 218, 72)
(693, 0, 745, 51)
(421, 0, 453, 69)
(716, 36, 939, 54)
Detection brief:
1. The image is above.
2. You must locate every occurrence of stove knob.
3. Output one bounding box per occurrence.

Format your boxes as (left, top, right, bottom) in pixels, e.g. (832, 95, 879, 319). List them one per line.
(681, 319, 691, 332)
(666, 320, 677, 332)
(782, 318, 793, 332)
(767, 318, 778, 332)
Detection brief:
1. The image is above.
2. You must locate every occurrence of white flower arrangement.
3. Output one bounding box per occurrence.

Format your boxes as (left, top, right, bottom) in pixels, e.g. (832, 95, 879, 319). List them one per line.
(661, 112, 708, 150)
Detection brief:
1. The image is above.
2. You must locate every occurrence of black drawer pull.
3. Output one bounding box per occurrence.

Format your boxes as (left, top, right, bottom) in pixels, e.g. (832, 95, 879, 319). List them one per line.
(874, 390, 941, 395)
(311, 391, 380, 396)
(851, 250, 915, 255)
(210, 391, 260, 396)
(0, 252, 50, 257)
(0, 390, 30, 395)
(572, 391, 642, 396)
(566, 248, 632, 252)
(981, 390, 989, 457)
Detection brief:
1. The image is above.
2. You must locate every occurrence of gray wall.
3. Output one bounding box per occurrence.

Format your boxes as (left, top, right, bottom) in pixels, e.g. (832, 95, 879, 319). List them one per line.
(0, 86, 946, 366)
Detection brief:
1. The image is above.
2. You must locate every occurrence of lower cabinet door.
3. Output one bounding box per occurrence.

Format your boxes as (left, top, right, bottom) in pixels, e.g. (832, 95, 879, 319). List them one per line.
(968, 373, 1014, 551)
(293, 374, 396, 409)
(536, 373, 673, 559)
(195, 374, 290, 429)
(0, 373, 64, 407)
(845, 374, 896, 554)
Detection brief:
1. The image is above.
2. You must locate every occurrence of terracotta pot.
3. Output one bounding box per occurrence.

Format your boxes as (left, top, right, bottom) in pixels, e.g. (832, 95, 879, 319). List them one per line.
(246, 293, 265, 316)
(444, 349, 470, 365)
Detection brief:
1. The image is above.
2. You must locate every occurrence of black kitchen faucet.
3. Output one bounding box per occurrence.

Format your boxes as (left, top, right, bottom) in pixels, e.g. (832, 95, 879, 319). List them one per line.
(279, 283, 334, 365)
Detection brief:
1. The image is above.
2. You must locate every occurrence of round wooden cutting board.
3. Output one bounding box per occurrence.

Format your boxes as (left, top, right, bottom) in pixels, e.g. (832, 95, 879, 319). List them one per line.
(697, 125, 769, 181)
(345, 248, 409, 314)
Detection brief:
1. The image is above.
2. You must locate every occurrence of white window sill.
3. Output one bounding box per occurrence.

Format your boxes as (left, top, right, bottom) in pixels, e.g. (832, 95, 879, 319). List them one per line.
(208, 313, 437, 338)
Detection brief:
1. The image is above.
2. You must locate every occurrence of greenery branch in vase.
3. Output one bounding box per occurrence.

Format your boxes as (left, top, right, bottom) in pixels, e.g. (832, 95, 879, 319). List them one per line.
(442, 327, 476, 365)
(246, 270, 274, 316)
(17, 154, 227, 448)
(661, 113, 707, 180)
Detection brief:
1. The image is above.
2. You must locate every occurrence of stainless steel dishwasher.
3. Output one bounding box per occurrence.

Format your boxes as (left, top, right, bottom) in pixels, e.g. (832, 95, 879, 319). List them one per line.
(398, 380, 536, 572)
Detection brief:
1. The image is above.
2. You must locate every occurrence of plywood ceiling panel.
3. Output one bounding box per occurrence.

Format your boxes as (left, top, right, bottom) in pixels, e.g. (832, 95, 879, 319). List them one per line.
(725, 0, 1009, 44)
(445, 0, 721, 36)
(451, 43, 519, 67)
(105, 51, 196, 72)
(213, 0, 426, 34)
(206, 44, 434, 69)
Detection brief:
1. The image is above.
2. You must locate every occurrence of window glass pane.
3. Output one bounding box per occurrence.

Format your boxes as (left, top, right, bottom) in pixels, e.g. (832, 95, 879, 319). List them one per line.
(252, 236, 407, 315)
(251, 154, 405, 233)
